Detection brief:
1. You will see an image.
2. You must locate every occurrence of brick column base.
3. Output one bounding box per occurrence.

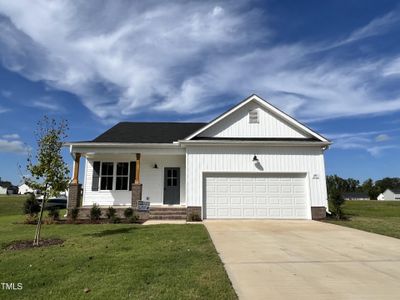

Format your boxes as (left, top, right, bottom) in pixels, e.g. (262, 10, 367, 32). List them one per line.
(68, 183, 82, 209)
(311, 207, 326, 220)
(131, 184, 142, 208)
(187, 206, 202, 221)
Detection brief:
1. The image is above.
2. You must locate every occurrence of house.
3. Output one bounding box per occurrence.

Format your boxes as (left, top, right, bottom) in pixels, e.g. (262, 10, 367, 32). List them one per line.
(379, 188, 400, 201)
(18, 183, 34, 194)
(66, 94, 331, 220)
(6, 186, 18, 195)
(0, 185, 7, 195)
(377, 193, 385, 201)
(342, 192, 370, 201)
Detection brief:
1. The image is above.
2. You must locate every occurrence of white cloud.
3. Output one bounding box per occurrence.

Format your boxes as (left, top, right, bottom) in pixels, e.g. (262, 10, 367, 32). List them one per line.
(0, 105, 9, 113)
(31, 97, 62, 111)
(375, 134, 390, 142)
(1, 90, 12, 98)
(0, 1, 399, 122)
(0, 134, 29, 154)
(2, 133, 20, 139)
(367, 145, 399, 157)
(327, 129, 399, 156)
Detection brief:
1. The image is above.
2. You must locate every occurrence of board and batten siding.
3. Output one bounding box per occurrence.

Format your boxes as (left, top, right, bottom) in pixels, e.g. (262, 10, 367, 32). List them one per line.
(83, 154, 186, 206)
(186, 145, 328, 209)
(198, 101, 308, 138)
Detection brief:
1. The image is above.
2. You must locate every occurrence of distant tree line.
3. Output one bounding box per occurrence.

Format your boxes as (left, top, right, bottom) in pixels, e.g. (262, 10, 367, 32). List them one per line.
(326, 175, 400, 200)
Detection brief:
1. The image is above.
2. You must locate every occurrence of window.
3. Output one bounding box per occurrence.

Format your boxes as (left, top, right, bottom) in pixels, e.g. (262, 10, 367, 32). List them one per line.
(167, 169, 178, 186)
(249, 109, 259, 123)
(116, 162, 129, 190)
(100, 162, 114, 190)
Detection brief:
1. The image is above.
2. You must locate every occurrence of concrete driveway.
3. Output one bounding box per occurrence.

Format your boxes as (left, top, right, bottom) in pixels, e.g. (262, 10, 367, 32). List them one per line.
(204, 220, 400, 300)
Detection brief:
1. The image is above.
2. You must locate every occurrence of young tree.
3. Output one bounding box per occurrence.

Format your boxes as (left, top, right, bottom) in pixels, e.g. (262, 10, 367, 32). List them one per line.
(25, 117, 70, 246)
(329, 188, 345, 220)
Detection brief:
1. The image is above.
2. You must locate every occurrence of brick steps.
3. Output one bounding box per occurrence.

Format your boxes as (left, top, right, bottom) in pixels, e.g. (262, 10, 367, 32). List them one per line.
(149, 206, 187, 220)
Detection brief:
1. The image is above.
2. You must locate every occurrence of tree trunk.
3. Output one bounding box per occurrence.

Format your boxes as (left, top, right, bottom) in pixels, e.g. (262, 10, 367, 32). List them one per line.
(33, 185, 48, 246)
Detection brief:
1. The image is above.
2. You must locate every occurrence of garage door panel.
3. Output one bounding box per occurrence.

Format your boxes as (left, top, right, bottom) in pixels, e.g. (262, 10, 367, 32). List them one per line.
(205, 173, 308, 219)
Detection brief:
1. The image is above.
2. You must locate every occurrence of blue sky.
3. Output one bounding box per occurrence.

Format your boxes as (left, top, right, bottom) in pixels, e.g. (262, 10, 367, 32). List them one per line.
(0, 0, 400, 185)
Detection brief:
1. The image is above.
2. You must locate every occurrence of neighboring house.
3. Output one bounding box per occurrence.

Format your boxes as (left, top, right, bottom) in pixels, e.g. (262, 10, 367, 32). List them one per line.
(380, 189, 400, 201)
(0, 186, 7, 195)
(66, 94, 331, 220)
(342, 192, 370, 200)
(377, 193, 385, 201)
(6, 186, 18, 195)
(18, 183, 34, 194)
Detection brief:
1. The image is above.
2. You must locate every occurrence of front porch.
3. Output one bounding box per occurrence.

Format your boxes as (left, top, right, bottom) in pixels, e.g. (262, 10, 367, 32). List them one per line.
(67, 145, 189, 220)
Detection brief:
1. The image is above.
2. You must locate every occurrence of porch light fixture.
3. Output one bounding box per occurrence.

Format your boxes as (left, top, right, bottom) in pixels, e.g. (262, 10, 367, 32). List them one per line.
(252, 155, 259, 163)
(153, 164, 158, 169)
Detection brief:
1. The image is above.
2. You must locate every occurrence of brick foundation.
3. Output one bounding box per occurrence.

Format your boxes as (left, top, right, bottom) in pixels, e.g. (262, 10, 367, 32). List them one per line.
(67, 183, 81, 209)
(187, 206, 202, 221)
(311, 206, 326, 220)
(74, 207, 149, 221)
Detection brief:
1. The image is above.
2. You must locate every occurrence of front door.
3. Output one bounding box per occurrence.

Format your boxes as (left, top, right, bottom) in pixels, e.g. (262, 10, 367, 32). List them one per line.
(163, 168, 180, 205)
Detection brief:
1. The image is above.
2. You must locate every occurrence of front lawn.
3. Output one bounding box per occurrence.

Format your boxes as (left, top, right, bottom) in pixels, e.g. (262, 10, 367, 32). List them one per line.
(326, 200, 400, 239)
(0, 196, 237, 299)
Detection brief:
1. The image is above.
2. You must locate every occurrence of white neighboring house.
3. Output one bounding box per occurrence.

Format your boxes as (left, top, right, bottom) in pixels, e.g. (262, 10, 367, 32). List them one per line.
(0, 186, 7, 195)
(379, 189, 400, 201)
(18, 183, 34, 195)
(66, 94, 331, 220)
(377, 193, 385, 201)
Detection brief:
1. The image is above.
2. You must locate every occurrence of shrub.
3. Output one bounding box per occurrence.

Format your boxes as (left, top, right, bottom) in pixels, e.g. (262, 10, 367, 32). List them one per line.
(48, 207, 60, 221)
(106, 206, 116, 219)
(111, 216, 121, 224)
(23, 194, 41, 216)
(90, 204, 102, 221)
(124, 207, 134, 218)
(329, 189, 345, 220)
(127, 215, 139, 223)
(70, 207, 79, 221)
(187, 212, 202, 222)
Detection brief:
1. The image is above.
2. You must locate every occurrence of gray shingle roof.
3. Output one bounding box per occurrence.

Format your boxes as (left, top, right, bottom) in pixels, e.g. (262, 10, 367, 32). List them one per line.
(92, 122, 207, 143)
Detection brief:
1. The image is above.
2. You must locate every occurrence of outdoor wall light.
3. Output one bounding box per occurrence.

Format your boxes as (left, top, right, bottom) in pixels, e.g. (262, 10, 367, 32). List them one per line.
(153, 164, 158, 169)
(252, 155, 259, 163)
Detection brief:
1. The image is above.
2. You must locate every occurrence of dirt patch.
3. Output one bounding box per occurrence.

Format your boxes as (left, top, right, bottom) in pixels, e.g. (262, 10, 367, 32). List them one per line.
(6, 238, 64, 251)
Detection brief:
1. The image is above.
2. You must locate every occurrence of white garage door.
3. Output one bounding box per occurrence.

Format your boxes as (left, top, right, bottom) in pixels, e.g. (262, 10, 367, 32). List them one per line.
(205, 173, 308, 219)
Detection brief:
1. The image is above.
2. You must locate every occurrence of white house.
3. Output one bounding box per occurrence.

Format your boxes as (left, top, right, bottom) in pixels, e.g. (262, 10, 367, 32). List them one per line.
(18, 183, 34, 194)
(377, 193, 385, 201)
(66, 94, 331, 220)
(379, 189, 400, 201)
(0, 186, 7, 195)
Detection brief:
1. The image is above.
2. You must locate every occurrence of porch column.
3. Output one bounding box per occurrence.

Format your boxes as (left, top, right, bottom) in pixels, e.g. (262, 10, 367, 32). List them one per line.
(68, 152, 82, 211)
(131, 153, 142, 208)
(135, 153, 141, 184)
(72, 152, 81, 184)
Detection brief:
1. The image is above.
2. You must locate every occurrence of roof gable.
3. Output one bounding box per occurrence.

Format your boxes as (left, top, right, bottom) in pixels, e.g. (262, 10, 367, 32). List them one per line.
(185, 95, 329, 142)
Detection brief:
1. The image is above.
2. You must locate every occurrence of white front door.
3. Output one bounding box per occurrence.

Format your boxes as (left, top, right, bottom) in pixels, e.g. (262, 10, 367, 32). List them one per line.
(204, 173, 308, 219)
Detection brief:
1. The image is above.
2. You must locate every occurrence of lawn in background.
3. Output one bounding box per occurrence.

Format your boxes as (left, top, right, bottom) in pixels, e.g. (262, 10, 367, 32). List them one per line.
(0, 195, 237, 300)
(326, 200, 400, 239)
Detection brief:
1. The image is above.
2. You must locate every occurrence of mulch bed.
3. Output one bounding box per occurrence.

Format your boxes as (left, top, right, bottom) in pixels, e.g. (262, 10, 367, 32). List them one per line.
(6, 238, 64, 251)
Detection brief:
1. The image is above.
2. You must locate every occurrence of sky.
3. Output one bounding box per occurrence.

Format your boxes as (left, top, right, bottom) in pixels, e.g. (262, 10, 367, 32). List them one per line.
(0, 0, 400, 185)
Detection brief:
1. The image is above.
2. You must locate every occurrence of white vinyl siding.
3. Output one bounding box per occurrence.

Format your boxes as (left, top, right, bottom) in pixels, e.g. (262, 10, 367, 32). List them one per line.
(186, 145, 328, 214)
(83, 154, 186, 206)
(198, 101, 308, 138)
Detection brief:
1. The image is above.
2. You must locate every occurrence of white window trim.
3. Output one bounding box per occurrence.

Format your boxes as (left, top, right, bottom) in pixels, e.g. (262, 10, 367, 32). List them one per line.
(99, 161, 130, 192)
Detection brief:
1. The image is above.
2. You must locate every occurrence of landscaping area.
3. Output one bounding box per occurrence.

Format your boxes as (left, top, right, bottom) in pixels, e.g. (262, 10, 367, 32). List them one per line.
(0, 195, 237, 299)
(326, 200, 400, 239)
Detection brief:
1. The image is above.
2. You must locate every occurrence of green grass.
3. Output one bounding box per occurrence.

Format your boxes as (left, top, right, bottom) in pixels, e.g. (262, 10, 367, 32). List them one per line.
(0, 196, 237, 300)
(0, 195, 28, 216)
(326, 200, 400, 239)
